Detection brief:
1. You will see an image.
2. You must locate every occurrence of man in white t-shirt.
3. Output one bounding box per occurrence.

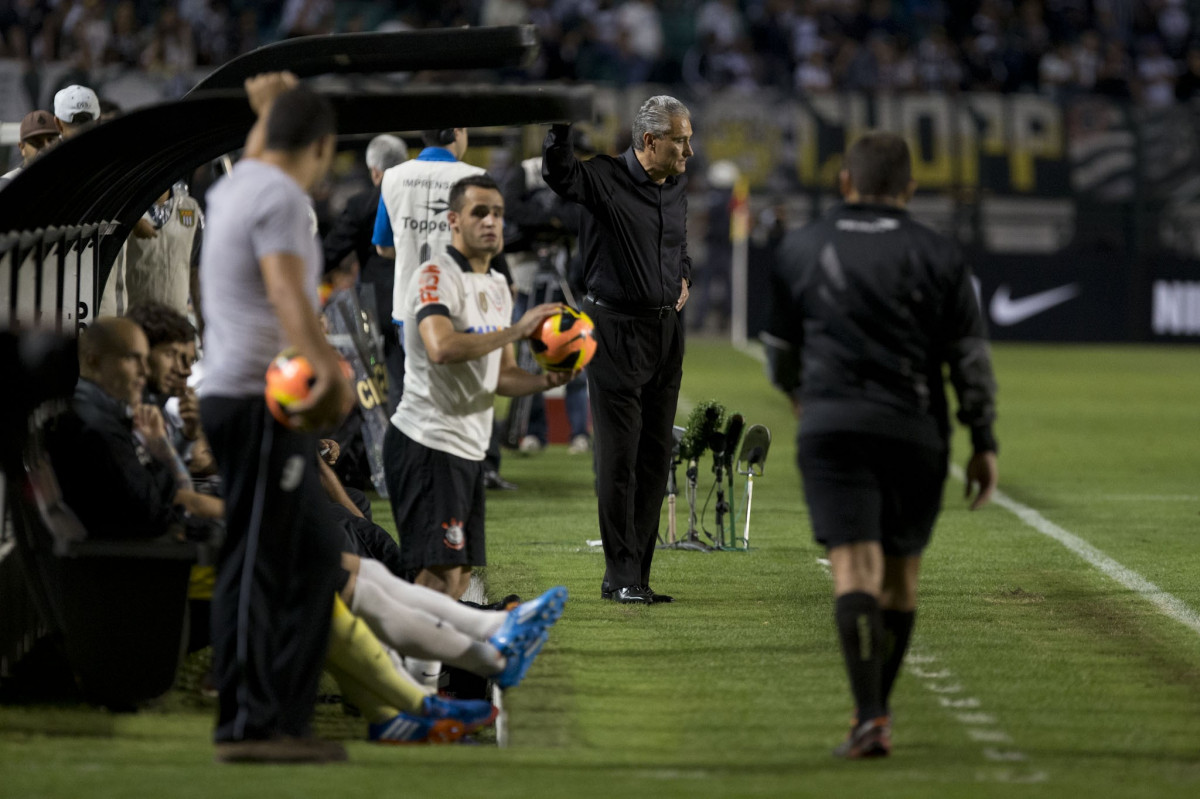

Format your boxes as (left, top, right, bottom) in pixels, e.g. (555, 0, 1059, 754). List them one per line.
(384, 174, 570, 608)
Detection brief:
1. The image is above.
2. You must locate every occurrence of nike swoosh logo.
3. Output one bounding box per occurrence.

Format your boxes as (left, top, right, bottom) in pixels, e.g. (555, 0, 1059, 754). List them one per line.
(989, 284, 1080, 326)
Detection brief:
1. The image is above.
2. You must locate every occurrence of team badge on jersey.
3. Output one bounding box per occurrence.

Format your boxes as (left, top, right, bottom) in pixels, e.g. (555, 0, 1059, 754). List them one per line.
(442, 517, 466, 551)
(178, 208, 195, 227)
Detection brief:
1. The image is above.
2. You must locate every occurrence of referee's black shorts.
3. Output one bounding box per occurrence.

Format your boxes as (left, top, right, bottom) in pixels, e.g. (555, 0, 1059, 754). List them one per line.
(383, 423, 486, 577)
(798, 432, 947, 557)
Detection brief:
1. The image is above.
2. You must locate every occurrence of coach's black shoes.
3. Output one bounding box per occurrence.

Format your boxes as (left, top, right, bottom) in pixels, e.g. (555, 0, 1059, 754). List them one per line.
(483, 470, 518, 491)
(643, 586, 674, 603)
(602, 583, 674, 603)
(611, 585, 653, 604)
(832, 716, 891, 759)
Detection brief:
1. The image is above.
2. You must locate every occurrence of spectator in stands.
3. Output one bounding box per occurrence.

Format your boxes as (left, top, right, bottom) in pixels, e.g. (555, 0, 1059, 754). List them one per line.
(1039, 42, 1077, 100)
(616, 0, 664, 85)
(1174, 44, 1200, 101)
(105, 0, 144, 67)
(1136, 36, 1179, 107)
(1094, 39, 1134, 99)
(279, 0, 334, 38)
(0, 110, 59, 188)
(53, 84, 100, 139)
(1071, 29, 1103, 91)
(796, 50, 835, 93)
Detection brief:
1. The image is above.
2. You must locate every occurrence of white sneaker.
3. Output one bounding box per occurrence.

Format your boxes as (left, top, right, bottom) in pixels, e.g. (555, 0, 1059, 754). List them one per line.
(519, 435, 544, 453)
(568, 434, 591, 455)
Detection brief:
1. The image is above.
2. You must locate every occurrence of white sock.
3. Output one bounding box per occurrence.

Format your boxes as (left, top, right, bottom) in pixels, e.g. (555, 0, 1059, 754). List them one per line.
(356, 558, 505, 640)
(404, 658, 443, 689)
(350, 575, 504, 678)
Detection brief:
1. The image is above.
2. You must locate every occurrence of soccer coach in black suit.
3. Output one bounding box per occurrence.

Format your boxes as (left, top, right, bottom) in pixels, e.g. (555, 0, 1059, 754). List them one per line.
(542, 97, 693, 605)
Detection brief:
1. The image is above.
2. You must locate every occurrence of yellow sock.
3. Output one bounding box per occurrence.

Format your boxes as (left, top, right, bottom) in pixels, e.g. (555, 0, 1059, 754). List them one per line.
(326, 594, 428, 714)
(325, 662, 400, 724)
(187, 565, 215, 600)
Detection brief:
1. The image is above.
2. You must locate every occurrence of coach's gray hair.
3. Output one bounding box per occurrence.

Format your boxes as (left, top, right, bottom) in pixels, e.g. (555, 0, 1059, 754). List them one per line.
(631, 96, 690, 151)
(366, 134, 408, 171)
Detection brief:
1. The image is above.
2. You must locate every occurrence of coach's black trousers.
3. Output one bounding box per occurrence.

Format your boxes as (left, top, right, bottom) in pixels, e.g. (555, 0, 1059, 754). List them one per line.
(584, 299, 684, 590)
(202, 396, 343, 743)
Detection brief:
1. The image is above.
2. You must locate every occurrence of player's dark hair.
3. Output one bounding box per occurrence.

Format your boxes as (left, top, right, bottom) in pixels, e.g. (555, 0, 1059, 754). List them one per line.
(126, 302, 195, 347)
(448, 174, 501, 213)
(844, 132, 912, 199)
(422, 129, 457, 147)
(264, 86, 336, 152)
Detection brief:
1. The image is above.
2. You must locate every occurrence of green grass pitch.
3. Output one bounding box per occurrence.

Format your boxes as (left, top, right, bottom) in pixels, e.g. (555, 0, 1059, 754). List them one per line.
(3, 339, 1200, 797)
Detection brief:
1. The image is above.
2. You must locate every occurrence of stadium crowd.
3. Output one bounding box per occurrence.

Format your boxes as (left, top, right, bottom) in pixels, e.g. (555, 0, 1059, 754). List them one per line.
(0, 2, 1196, 104)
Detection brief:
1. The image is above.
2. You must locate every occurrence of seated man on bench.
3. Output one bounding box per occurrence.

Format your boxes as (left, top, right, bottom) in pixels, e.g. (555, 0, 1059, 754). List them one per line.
(49, 317, 566, 749)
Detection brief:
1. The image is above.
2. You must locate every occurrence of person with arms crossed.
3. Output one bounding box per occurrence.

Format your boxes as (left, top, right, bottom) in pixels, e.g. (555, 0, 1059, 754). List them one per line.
(198, 74, 355, 764)
(383, 174, 570, 686)
(763, 131, 999, 759)
(541, 96, 693, 605)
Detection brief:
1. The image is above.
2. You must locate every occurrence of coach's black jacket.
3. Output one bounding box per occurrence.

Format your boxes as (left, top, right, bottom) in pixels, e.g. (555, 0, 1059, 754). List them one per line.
(764, 202, 998, 454)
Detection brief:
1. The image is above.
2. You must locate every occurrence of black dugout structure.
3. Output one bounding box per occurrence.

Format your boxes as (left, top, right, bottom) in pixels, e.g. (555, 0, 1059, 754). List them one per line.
(0, 26, 592, 708)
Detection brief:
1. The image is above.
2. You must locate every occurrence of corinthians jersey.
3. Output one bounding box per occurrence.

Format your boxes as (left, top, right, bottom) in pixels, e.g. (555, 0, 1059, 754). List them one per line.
(392, 246, 513, 461)
(376, 151, 485, 323)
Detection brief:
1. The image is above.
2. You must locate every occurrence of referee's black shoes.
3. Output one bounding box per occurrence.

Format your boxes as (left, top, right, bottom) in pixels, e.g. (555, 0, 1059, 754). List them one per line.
(601, 584, 675, 604)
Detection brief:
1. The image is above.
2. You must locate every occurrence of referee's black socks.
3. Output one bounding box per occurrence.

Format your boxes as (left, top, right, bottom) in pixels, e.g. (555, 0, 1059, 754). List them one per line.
(834, 592, 886, 723)
(881, 609, 916, 711)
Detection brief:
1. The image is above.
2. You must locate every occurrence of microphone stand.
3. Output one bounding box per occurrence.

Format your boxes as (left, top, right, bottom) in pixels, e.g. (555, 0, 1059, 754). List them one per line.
(675, 457, 711, 551)
(713, 449, 729, 548)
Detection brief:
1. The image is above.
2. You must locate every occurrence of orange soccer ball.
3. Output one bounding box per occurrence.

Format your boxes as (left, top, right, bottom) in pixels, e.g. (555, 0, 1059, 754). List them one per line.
(530, 307, 597, 373)
(265, 348, 316, 428)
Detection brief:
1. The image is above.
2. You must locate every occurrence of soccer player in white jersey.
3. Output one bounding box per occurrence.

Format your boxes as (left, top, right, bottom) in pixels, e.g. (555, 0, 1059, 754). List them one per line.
(383, 174, 571, 686)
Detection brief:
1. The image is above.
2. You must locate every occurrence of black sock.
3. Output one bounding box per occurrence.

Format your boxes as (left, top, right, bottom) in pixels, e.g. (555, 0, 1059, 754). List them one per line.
(881, 609, 916, 711)
(834, 592, 885, 723)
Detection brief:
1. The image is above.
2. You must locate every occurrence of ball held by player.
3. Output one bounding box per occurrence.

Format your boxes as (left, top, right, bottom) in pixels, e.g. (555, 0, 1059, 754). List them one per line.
(265, 347, 352, 429)
(530, 307, 597, 373)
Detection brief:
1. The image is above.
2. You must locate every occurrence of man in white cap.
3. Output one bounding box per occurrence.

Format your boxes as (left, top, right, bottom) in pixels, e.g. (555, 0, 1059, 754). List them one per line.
(53, 84, 101, 139)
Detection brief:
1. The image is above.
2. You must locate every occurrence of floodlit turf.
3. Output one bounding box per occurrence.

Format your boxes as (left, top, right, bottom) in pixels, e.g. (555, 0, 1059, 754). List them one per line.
(3, 339, 1200, 797)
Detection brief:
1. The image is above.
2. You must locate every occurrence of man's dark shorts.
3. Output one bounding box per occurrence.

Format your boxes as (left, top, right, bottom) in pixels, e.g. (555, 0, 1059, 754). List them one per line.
(383, 424, 486, 575)
(798, 432, 948, 557)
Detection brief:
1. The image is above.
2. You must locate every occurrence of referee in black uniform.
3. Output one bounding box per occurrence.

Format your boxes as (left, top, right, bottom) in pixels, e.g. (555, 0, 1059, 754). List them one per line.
(542, 97, 693, 605)
(764, 132, 999, 759)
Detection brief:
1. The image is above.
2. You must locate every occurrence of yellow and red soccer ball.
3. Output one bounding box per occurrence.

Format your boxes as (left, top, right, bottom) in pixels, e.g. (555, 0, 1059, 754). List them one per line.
(530, 307, 597, 373)
(264, 348, 352, 428)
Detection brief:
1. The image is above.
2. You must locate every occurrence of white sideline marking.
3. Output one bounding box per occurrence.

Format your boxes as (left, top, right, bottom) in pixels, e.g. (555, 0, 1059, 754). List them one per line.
(956, 713, 997, 725)
(926, 683, 964, 694)
(969, 729, 1013, 743)
(951, 465, 1200, 638)
(1103, 494, 1198, 502)
(909, 667, 953, 679)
